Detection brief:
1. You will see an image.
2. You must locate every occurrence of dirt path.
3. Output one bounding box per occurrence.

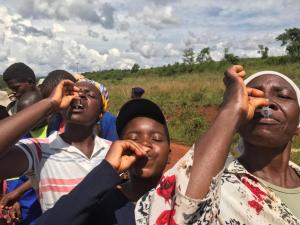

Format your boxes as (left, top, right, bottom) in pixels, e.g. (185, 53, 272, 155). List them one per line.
(164, 142, 190, 171)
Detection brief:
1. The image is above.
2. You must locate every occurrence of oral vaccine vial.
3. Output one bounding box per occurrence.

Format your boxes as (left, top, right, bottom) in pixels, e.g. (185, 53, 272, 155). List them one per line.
(261, 106, 272, 118)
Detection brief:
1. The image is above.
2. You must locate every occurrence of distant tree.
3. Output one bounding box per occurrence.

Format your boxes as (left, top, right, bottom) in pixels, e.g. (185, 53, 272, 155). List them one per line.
(276, 28, 300, 57)
(223, 48, 239, 64)
(182, 48, 195, 64)
(131, 63, 140, 73)
(196, 47, 213, 63)
(257, 45, 269, 59)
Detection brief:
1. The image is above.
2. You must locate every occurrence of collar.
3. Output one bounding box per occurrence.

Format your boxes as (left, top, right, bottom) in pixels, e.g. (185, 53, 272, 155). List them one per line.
(48, 131, 107, 157)
(227, 159, 300, 177)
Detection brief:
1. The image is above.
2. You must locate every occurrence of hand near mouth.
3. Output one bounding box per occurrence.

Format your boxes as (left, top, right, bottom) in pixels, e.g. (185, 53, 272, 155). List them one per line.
(49, 80, 80, 111)
(105, 140, 147, 173)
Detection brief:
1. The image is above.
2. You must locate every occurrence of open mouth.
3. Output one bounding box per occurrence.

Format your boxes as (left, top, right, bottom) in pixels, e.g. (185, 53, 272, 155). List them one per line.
(70, 101, 85, 112)
(252, 111, 280, 125)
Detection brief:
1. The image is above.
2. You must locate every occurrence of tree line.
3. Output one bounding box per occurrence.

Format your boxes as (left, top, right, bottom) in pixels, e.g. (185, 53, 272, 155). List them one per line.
(182, 27, 300, 65)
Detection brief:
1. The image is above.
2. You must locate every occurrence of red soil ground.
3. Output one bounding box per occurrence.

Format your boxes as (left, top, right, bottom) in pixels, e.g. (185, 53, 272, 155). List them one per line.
(164, 142, 190, 171)
(165, 105, 219, 171)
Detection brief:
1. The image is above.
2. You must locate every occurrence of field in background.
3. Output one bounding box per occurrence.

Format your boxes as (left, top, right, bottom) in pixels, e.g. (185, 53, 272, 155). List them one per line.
(86, 58, 300, 164)
(1, 57, 299, 164)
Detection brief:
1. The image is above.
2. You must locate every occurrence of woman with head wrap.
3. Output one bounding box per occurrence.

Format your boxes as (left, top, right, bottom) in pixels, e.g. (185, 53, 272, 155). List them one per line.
(135, 66, 300, 225)
(81, 79, 119, 141)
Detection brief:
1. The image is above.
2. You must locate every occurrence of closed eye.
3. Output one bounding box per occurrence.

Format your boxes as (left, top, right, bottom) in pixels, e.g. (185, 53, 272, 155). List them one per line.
(277, 94, 293, 100)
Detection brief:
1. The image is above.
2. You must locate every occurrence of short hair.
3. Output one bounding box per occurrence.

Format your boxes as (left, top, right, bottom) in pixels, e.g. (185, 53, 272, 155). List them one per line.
(2, 62, 36, 84)
(0, 105, 9, 120)
(40, 70, 76, 98)
(16, 90, 43, 112)
(131, 87, 145, 98)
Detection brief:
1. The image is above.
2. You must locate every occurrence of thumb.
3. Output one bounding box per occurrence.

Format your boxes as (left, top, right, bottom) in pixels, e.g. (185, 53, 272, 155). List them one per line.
(119, 155, 138, 173)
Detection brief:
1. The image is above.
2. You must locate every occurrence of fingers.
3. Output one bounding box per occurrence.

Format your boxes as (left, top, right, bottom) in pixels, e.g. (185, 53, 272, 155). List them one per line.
(123, 140, 147, 157)
(224, 65, 246, 88)
(225, 65, 245, 78)
(250, 97, 269, 109)
(62, 81, 80, 95)
(0, 197, 8, 206)
(105, 140, 147, 172)
(246, 87, 265, 98)
(246, 97, 269, 120)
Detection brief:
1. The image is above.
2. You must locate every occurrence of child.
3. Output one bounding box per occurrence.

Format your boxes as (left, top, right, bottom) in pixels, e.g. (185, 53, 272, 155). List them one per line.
(0, 79, 110, 212)
(2, 63, 37, 115)
(35, 98, 171, 225)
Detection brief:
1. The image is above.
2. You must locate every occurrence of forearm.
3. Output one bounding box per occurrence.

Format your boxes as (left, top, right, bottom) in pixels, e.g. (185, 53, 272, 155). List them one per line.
(185, 107, 240, 199)
(36, 160, 122, 225)
(12, 180, 32, 197)
(0, 98, 55, 153)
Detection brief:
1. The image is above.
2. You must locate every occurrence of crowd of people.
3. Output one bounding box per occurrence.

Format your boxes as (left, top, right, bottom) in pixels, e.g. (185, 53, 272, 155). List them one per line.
(0, 62, 299, 225)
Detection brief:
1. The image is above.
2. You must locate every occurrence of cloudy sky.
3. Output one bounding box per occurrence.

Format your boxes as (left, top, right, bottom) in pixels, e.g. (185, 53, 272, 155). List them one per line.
(1, 0, 300, 76)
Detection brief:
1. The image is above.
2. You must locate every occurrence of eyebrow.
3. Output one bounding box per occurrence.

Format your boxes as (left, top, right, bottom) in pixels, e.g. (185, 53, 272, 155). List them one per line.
(126, 130, 165, 136)
(251, 83, 294, 92)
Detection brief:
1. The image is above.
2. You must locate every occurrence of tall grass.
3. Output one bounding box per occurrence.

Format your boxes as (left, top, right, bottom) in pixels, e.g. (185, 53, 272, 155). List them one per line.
(89, 59, 300, 150)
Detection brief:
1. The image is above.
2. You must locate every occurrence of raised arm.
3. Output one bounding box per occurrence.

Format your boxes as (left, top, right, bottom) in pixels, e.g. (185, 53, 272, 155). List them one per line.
(36, 140, 146, 225)
(185, 65, 269, 199)
(0, 80, 79, 179)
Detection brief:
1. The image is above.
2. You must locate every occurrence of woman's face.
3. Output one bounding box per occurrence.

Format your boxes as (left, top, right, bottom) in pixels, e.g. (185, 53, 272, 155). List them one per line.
(63, 82, 102, 126)
(240, 74, 300, 148)
(121, 117, 170, 179)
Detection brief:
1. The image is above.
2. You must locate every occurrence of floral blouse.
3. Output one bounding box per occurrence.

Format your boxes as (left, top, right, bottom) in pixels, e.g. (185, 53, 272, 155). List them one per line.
(135, 146, 300, 225)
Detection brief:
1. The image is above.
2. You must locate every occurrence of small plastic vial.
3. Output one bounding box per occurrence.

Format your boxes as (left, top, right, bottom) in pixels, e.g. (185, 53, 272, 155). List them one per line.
(261, 106, 272, 118)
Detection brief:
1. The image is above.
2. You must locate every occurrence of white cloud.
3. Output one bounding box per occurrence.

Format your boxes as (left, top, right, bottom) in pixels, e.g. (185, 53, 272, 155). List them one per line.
(87, 28, 100, 38)
(52, 23, 65, 33)
(0, 0, 300, 75)
(8, 0, 116, 28)
(137, 5, 179, 29)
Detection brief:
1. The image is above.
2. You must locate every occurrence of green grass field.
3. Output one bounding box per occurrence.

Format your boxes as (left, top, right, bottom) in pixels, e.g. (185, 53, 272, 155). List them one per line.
(86, 57, 300, 164)
(1, 57, 299, 164)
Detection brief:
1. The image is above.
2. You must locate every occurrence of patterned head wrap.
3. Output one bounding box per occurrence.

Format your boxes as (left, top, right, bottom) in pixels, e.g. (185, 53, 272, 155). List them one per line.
(77, 79, 109, 112)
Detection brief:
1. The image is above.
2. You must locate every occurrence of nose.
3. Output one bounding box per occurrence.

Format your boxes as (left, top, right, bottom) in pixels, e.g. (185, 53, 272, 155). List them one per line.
(263, 91, 278, 111)
(138, 136, 153, 150)
(78, 91, 87, 100)
(268, 101, 278, 111)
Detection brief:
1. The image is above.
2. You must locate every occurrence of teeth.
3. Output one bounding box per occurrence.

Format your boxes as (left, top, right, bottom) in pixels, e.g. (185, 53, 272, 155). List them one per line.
(72, 103, 84, 109)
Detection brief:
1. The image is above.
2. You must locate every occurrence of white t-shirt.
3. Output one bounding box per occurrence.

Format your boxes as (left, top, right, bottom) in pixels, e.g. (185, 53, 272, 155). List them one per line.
(17, 132, 111, 212)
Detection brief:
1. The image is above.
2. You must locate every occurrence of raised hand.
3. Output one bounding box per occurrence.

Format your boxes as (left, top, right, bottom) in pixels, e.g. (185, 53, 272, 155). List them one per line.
(48, 80, 80, 110)
(105, 140, 147, 173)
(223, 65, 269, 123)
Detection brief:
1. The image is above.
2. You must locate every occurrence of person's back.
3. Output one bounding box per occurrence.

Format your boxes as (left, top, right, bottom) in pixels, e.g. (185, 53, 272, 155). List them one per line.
(39, 70, 77, 135)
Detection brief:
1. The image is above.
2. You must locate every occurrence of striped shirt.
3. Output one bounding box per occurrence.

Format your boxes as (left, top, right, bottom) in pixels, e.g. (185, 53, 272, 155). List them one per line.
(16, 132, 111, 212)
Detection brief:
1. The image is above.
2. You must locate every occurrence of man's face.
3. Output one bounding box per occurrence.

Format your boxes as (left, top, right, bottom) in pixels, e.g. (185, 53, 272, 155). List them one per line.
(63, 82, 102, 126)
(6, 79, 35, 99)
(122, 117, 170, 179)
(240, 74, 300, 148)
